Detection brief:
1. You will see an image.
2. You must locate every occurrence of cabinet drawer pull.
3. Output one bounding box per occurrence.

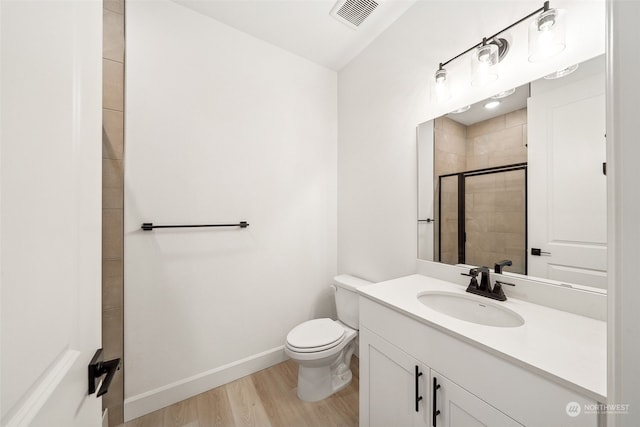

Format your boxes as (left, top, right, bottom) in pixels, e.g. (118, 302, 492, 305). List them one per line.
(415, 365, 423, 412)
(432, 377, 441, 426)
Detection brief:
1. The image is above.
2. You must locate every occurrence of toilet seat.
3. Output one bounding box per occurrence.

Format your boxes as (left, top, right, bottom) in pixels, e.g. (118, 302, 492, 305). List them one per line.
(286, 318, 345, 353)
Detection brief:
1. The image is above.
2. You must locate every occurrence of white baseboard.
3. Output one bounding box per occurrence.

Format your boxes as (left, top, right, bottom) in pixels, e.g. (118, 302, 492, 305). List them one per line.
(123, 346, 288, 422)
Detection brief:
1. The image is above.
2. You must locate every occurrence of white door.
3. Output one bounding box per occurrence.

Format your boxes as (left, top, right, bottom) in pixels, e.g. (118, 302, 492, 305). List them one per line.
(417, 121, 435, 261)
(527, 71, 607, 288)
(1, 1, 103, 426)
(360, 328, 428, 427)
(431, 372, 523, 427)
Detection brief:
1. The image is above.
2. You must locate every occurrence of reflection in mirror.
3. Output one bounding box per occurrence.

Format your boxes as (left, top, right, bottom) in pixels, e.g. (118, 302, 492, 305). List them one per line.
(418, 55, 607, 290)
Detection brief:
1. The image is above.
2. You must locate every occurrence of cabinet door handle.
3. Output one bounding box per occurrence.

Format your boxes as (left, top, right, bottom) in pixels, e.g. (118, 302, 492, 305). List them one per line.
(415, 365, 423, 412)
(432, 377, 441, 426)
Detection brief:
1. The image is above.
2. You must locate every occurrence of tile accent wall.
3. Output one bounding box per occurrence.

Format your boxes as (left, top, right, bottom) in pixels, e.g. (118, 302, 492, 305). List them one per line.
(434, 117, 467, 265)
(465, 170, 527, 273)
(434, 109, 527, 273)
(102, 0, 125, 425)
(465, 109, 527, 273)
(465, 108, 527, 170)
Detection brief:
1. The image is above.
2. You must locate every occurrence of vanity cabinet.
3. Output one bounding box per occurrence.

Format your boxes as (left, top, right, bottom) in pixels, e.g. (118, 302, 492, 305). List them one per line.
(361, 328, 429, 427)
(431, 370, 522, 427)
(360, 327, 521, 427)
(359, 296, 601, 427)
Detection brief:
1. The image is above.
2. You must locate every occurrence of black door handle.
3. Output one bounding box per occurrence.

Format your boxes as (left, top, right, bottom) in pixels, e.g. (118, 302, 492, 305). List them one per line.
(415, 365, 423, 412)
(88, 348, 121, 397)
(433, 377, 441, 426)
(531, 248, 551, 256)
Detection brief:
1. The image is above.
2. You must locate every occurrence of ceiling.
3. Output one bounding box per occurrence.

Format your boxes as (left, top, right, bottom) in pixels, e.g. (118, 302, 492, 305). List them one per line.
(172, 0, 417, 70)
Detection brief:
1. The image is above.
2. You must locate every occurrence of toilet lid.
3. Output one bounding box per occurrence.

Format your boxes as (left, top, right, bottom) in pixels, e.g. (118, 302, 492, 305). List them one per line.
(286, 318, 345, 349)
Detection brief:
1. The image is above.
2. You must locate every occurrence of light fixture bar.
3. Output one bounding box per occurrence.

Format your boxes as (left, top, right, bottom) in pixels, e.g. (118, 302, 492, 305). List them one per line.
(439, 1, 550, 68)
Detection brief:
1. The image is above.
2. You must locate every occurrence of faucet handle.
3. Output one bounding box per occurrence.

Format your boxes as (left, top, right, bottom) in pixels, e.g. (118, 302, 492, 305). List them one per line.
(460, 268, 479, 277)
(492, 283, 506, 301)
(492, 280, 515, 301)
(495, 280, 515, 287)
(462, 269, 479, 291)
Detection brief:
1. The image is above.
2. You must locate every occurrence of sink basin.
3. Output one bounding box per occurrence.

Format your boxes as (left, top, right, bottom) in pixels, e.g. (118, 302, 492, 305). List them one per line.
(417, 291, 525, 328)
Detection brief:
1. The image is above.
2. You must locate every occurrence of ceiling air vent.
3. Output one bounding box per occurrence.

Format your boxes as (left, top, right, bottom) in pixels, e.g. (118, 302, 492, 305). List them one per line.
(330, 0, 379, 30)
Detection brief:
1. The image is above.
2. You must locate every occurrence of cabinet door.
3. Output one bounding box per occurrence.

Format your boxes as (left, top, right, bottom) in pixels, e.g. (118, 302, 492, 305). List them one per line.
(432, 371, 523, 427)
(360, 327, 429, 427)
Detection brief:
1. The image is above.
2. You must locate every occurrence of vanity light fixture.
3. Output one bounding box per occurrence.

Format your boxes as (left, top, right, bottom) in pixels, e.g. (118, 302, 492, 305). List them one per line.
(528, 5, 566, 62)
(484, 100, 501, 109)
(433, 1, 565, 93)
(471, 38, 500, 86)
(434, 64, 452, 100)
(544, 63, 579, 79)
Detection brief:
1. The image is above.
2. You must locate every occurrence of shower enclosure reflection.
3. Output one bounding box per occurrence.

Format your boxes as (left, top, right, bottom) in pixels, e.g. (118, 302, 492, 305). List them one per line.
(439, 164, 527, 274)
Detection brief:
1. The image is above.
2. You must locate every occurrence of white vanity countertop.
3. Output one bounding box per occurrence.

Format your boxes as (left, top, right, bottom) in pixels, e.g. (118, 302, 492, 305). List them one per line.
(358, 274, 606, 402)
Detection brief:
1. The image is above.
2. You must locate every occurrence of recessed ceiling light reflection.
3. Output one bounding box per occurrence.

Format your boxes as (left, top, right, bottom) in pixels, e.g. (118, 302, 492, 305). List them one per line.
(491, 88, 516, 99)
(450, 105, 471, 114)
(544, 64, 579, 79)
(484, 100, 501, 109)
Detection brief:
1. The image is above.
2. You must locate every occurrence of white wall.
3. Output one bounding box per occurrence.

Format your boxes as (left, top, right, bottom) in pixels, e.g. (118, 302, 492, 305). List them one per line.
(607, 0, 640, 424)
(338, 0, 605, 282)
(124, 0, 337, 419)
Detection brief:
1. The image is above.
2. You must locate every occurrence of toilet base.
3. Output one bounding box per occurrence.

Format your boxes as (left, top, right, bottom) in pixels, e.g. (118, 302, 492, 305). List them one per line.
(294, 341, 355, 402)
(296, 360, 353, 402)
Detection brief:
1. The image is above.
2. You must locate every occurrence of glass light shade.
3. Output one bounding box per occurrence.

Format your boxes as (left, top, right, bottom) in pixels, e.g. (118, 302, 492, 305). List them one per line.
(471, 43, 499, 86)
(528, 8, 566, 62)
(434, 67, 451, 101)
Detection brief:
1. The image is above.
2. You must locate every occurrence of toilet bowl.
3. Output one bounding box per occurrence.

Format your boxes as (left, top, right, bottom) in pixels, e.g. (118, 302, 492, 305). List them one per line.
(285, 275, 372, 402)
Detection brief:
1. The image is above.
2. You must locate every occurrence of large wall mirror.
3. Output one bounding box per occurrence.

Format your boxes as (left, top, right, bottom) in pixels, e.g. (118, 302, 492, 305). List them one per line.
(418, 54, 606, 290)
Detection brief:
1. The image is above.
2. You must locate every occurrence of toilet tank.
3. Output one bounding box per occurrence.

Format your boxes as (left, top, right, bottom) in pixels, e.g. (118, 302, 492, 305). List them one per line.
(333, 274, 373, 329)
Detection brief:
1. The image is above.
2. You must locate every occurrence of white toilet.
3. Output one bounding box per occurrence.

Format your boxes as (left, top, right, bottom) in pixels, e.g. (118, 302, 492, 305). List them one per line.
(285, 274, 372, 402)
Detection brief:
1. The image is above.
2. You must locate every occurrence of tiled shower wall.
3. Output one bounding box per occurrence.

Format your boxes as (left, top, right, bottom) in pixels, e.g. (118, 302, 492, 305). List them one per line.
(102, 0, 125, 425)
(434, 117, 467, 265)
(434, 109, 527, 273)
(465, 109, 527, 273)
(464, 170, 527, 273)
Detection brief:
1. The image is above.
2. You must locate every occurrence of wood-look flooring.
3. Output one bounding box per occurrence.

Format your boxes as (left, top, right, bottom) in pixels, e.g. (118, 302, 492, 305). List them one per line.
(120, 357, 359, 427)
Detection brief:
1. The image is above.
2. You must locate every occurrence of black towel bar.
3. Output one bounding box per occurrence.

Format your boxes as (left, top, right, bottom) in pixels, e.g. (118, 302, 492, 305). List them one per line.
(141, 221, 249, 231)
